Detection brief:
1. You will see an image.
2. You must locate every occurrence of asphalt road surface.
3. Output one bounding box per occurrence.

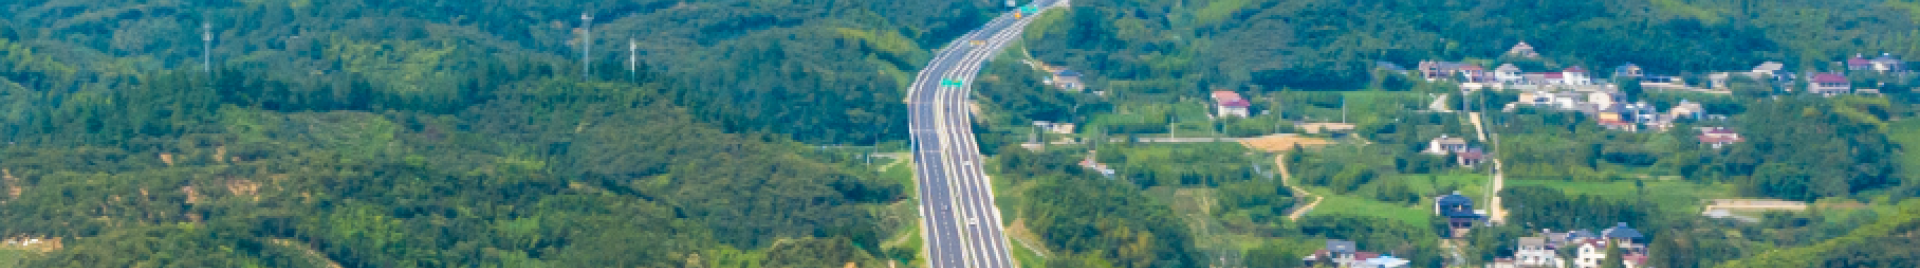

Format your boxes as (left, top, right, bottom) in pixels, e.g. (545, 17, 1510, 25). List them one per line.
(911, 1, 1062, 267)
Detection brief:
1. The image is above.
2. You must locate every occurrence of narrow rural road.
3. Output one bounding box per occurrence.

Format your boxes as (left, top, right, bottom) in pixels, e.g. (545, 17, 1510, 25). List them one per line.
(1279, 154, 1322, 220)
(1469, 112, 1507, 224)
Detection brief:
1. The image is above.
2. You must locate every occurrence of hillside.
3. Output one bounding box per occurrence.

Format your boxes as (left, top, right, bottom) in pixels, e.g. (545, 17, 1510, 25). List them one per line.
(1021, 0, 1918, 92)
(0, 0, 1002, 266)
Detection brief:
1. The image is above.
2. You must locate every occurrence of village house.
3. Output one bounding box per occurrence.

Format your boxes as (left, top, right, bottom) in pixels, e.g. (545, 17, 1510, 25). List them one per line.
(1572, 240, 1608, 268)
(1032, 121, 1075, 135)
(1460, 64, 1493, 83)
(1078, 150, 1116, 177)
(1808, 73, 1851, 96)
(1612, 63, 1643, 79)
(1435, 191, 1485, 238)
(1708, 62, 1793, 91)
(1560, 66, 1592, 86)
(1570, 239, 1649, 268)
(1848, 54, 1875, 71)
(1515, 237, 1564, 268)
(1669, 100, 1704, 121)
(1585, 91, 1617, 108)
(1623, 102, 1658, 124)
(1870, 53, 1905, 73)
(1049, 70, 1084, 91)
(1697, 127, 1744, 149)
(1601, 222, 1646, 253)
(1377, 61, 1410, 75)
(1496, 64, 1524, 84)
(1304, 239, 1386, 268)
(1211, 91, 1252, 118)
(1489, 258, 1520, 268)
(1419, 61, 1476, 81)
(1507, 41, 1541, 58)
(1753, 61, 1787, 76)
(1458, 148, 1485, 167)
(1363, 255, 1412, 268)
(1426, 135, 1469, 155)
(1510, 91, 1579, 111)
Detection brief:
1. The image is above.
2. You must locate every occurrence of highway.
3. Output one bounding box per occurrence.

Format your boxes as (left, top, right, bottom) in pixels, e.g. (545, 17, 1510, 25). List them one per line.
(911, 1, 1061, 267)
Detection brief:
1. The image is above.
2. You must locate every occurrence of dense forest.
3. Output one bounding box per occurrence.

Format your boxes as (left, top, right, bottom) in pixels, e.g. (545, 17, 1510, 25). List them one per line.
(0, 0, 1008, 266)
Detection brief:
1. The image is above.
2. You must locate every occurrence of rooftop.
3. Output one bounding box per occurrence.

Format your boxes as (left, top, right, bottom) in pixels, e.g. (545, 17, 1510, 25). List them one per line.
(1459, 148, 1485, 160)
(1439, 191, 1472, 202)
(1326, 239, 1357, 254)
(1518, 237, 1546, 247)
(1497, 63, 1521, 72)
(1211, 90, 1245, 102)
(1602, 222, 1644, 239)
(1812, 73, 1848, 84)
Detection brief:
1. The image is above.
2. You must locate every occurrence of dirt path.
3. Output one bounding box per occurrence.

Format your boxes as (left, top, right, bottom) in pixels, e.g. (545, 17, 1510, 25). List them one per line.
(1469, 112, 1507, 224)
(268, 238, 343, 268)
(1279, 154, 1322, 220)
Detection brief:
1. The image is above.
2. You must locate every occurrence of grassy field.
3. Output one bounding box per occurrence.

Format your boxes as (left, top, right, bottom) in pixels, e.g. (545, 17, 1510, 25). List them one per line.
(0, 250, 34, 268)
(1504, 179, 1737, 213)
(1300, 186, 1435, 227)
(1008, 236, 1048, 268)
(881, 158, 917, 198)
(1886, 119, 1920, 180)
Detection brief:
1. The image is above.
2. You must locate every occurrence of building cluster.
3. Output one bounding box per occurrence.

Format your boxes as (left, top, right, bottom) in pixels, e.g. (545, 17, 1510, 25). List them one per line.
(1, 236, 62, 252)
(1407, 42, 1910, 96)
(1077, 150, 1116, 177)
(1488, 223, 1648, 268)
(1703, 57, 1903, 96)
(1302, 239, 1413, 268)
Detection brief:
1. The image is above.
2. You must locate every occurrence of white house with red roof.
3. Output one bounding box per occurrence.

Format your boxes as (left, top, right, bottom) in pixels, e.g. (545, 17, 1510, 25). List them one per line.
(1561, 66, 1591, 85)
(1211, 90, 1251, 118)
(1697, 127, 1743, 149)
(1848, 54, 1875, 71)
(1808, 73, 1851, 96)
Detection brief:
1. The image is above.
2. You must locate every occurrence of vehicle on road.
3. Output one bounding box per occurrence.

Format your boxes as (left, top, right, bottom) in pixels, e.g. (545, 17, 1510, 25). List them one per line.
(968, 217, 978, 225)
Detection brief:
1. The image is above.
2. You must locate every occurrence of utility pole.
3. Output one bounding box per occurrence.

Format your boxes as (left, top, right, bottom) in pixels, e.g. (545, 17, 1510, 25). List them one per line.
(581, 11, 593, 79)
(1341, 95, 1348, 123)
(202, 23, 213, 73)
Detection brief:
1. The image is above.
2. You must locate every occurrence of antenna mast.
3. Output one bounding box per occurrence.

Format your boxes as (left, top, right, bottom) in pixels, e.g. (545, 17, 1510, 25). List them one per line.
(581, 11, 593, 79)
(202, 23, 213, 73)
(629, 39, 638, 81)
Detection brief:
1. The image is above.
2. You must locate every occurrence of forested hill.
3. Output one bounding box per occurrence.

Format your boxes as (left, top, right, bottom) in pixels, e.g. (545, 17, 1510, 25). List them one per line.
(1, 0, 1001, 144)
(0, 0, 1002, 266)
(1023, 0, 1920, 91)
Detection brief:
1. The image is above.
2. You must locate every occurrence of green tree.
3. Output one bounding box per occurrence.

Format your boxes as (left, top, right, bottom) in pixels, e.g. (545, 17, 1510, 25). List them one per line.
(1601, 243, 1625, 268)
